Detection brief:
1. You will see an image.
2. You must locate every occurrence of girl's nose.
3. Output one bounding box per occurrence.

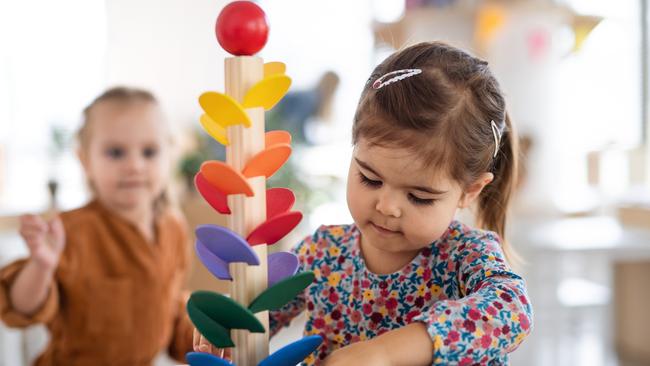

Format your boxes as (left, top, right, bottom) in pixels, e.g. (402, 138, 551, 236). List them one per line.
(375, 191, 402, 218)
(126, 153, 146, 172)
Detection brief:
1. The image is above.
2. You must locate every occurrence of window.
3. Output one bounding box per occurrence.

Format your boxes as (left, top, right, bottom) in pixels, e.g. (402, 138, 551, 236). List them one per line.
(0, 0, 106, 213)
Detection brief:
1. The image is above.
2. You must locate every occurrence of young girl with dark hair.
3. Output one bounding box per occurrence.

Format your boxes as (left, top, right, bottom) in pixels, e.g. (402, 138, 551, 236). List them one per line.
(202, 41, 533, 365)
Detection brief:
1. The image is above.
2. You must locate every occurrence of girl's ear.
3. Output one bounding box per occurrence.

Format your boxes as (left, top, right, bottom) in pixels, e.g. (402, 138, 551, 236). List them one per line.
(458, 172, 494, 208)
(77, 148, 89, 172)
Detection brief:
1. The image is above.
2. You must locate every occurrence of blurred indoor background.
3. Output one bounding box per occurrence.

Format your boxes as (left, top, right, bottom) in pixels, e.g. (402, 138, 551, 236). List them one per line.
(1, 0, 649, 365)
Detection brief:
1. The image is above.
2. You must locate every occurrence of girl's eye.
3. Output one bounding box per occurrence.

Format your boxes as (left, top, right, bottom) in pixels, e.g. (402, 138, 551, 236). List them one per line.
(358, 172, 382, 188)
(143, 146, 158, 159)
(106, 147, 124, 159)
(408, 193, 435, 206)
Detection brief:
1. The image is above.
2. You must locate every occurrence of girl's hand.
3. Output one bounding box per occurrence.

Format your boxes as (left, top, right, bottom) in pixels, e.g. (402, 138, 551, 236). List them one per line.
(192, 328, 232, 360)
(19, 214, 65, 272)
(323, 338, 391, 366)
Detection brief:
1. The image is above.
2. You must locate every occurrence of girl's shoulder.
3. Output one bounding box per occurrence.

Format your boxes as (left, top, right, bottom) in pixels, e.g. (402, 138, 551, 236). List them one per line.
(446, 220, 501, 244)
(59, 200, 106, 230)
(443, 220, 503, 254)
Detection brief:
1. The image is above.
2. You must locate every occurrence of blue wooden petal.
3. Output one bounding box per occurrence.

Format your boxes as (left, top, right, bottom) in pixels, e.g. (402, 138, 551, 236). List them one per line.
(196, 224, 259, 265)
(186, 352, 235, 366)
(267, 252, 298, 286)
(196, 240, 232, 280)
(258, 335, 323, 366)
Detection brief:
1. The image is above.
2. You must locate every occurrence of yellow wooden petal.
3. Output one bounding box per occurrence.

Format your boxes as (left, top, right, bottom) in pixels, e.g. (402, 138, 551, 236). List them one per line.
(242, 75, 292, 111)
(264, 62, 286, 77)
(200, 114, 229, 146)
(199, 91, 251, 128)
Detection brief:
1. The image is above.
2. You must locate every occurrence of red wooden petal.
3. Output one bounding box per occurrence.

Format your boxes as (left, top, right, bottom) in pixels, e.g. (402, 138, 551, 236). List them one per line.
(201, 160, 254, 196)
(247, 211, 302, 246)
(266, 187, 295, 219)
(195, 173, 231, 214)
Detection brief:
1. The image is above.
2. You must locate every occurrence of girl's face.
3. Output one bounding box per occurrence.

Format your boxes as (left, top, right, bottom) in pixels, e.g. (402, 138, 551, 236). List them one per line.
(80, 101, 169, 213)
(346, 138, 484, 259)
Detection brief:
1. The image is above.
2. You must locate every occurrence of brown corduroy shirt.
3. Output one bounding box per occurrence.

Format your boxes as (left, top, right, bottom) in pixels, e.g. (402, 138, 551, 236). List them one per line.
(0, 200, 195, 365)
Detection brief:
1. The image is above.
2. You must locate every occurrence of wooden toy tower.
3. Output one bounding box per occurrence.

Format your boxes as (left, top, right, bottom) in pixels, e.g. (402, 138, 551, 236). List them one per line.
(184, 2, 322, 366)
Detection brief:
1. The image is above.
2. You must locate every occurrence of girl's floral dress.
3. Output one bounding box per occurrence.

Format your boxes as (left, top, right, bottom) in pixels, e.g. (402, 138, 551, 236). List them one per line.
(269, 220, 533, 365)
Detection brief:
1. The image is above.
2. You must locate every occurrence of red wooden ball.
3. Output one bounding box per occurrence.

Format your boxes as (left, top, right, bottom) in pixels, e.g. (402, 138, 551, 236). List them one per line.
(215, 1, 269, 56)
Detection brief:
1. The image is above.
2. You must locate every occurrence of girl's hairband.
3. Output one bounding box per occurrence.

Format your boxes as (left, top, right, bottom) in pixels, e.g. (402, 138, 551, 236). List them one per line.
(372, 69, 504, 159)
(372, 69, 422, 90)
(491, 120, 504, 158)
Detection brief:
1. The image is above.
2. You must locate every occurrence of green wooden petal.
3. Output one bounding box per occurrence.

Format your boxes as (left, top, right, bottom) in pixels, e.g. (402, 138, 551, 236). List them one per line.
(248, 272, 315, 314)
(190, 291, 265, 333)
(187, 298, 234, 347)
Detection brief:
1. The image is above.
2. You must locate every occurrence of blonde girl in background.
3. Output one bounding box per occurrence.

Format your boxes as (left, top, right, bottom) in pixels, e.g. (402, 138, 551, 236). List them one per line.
(0, 87, 195, 365)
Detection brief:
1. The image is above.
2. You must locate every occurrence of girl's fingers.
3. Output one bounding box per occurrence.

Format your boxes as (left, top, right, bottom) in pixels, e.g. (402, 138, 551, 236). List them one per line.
(20, 226, 46, 240)
(20, 215, 47, 230)
(21, 232, 46, 252)
(47, 216, 65, 251)
(193, 328, 230, 358)
(199, 335, 212, 353)
(193, 328, 199, 351)
(223, 348, 232, 360)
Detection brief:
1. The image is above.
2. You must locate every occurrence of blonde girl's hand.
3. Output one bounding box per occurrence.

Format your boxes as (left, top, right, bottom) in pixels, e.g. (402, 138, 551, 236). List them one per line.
(18, 214, 66, 272)
(193, 328, 232, 360)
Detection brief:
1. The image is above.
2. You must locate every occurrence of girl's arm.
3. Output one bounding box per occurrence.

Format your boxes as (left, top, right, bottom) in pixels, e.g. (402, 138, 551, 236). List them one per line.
(8, 215, 65, 316)
(326, 233, 533, 366)
(9, 259, 57, 315)
(412, 233, 533, 364)
(269, 290, 307, 337)
(324, 323, 433, 366)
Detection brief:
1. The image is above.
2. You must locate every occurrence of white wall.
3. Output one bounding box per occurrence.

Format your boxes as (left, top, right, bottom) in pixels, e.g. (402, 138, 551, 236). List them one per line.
(105, 0, 231, 130)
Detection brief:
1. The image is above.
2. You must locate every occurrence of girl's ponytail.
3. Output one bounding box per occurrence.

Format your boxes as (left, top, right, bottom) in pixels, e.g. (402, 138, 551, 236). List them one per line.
(477, 112, 519, 263)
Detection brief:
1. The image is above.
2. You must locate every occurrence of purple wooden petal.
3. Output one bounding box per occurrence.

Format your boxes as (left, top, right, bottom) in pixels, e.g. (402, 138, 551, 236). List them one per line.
(196, 240, 232, 280)
(268, 252, 299, 286)
(266, 187, 295, 219)
(196, 224, 260, 265)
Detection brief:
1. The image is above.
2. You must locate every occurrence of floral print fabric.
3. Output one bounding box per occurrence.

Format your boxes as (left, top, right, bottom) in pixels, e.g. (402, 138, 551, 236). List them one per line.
(269, 220, 533, 365)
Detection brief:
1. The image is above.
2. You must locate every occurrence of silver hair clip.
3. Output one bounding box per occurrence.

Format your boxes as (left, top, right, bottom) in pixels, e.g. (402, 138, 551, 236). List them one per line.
(372, 69, 422, 90)
(491, 120, 502, 158)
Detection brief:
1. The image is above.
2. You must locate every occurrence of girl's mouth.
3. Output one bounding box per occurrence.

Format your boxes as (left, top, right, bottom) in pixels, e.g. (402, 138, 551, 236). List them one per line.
(370, 222, 401, 235)
(118, 181, 147, 189)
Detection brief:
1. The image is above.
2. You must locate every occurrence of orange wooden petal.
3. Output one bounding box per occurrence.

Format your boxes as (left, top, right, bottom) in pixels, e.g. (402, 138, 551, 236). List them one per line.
(201, 160, 254, 197)
(265, 130, 291, 148)
(247, 211, 303, 245)
(242, 144, 291, 179)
